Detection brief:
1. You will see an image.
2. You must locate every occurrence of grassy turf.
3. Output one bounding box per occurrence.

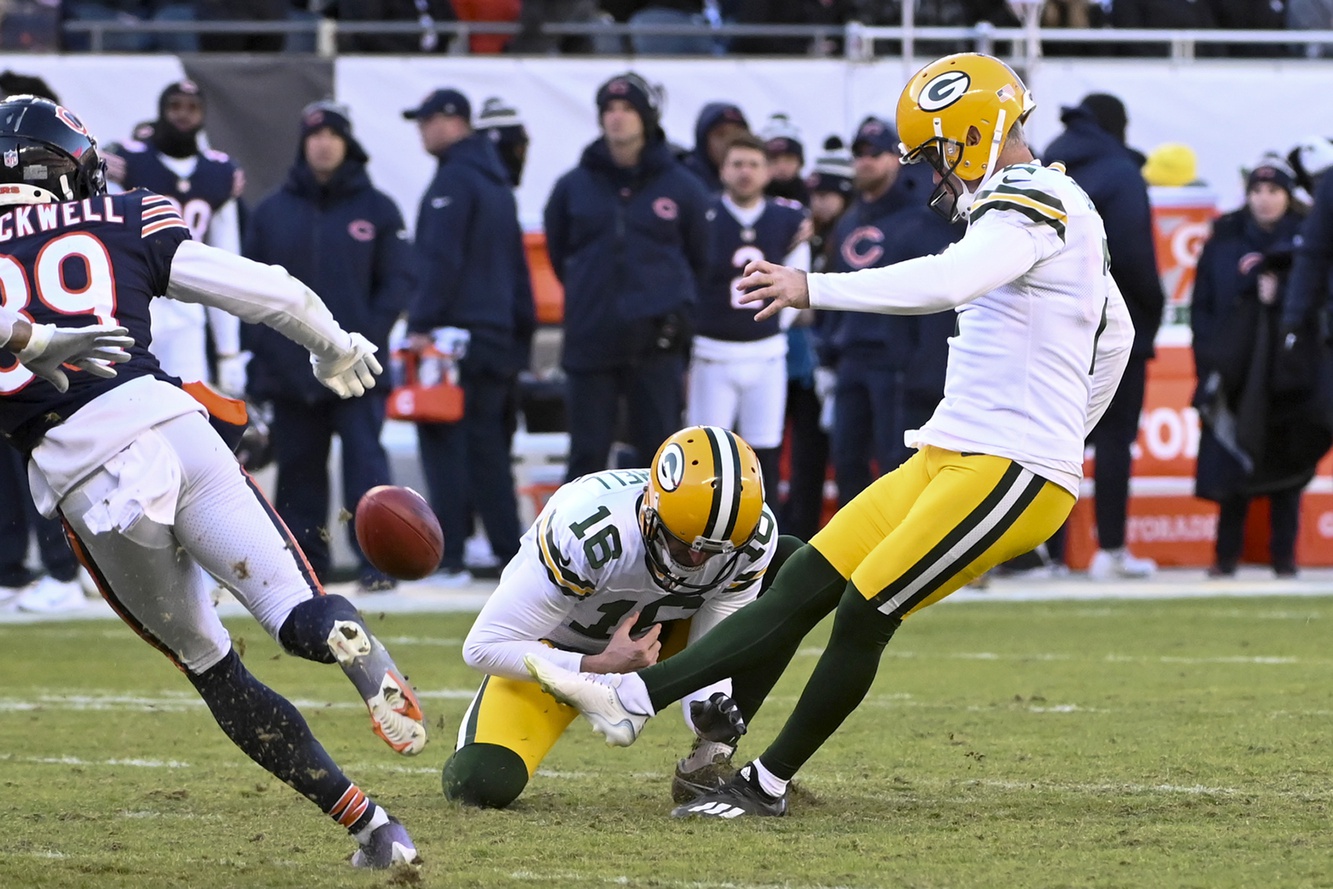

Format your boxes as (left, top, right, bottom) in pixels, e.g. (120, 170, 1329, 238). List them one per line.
(2, 596, 1332, 889)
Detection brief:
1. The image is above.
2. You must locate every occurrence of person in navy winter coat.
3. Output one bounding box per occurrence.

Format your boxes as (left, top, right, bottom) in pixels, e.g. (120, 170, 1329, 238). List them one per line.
(544, 72, 712, 479)
(682, 101, 751, 194)
(1043, 94, 1165, 579)
(819, 117, 962, 506)
(243, 100, 413, 591)
(404, 88, 535, 583)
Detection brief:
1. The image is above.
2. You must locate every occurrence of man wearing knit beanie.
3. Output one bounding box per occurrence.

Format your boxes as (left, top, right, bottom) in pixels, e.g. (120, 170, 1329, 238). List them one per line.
(102, 79, 246, 401)
(476, 97, 529, 188)
(544, 71, 711, 482)
(242, 99, 412, 592)
(760, 113, 808, 204)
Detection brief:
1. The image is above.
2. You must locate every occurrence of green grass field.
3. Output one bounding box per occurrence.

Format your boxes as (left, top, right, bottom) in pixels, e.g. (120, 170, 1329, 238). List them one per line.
(3, 595, 1333, 889)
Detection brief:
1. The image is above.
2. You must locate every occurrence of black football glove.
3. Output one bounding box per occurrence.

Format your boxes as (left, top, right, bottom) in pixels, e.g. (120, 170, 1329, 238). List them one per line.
(689, 692, 747, 745)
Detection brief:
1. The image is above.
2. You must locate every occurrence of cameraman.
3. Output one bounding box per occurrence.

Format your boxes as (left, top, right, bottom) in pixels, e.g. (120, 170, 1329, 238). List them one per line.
(1192, 159, 1328, 577)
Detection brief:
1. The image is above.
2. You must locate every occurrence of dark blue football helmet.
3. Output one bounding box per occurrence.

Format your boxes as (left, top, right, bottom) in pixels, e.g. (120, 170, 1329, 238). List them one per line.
(0, 95, 107, 207)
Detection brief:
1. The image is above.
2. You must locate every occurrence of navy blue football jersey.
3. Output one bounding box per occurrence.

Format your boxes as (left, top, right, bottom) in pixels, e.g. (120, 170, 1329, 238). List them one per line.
(108, 141, 238, 242)
(697, 198, 807, 342)
(0, 190, 190, 452)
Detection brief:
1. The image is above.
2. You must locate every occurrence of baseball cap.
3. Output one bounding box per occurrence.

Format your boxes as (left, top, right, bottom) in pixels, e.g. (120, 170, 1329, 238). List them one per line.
(851, 116, 898, 156)
(403, 88, 471, 122)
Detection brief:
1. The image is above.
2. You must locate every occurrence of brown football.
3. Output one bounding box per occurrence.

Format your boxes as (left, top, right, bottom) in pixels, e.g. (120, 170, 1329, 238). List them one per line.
(354, 485, 444, 580)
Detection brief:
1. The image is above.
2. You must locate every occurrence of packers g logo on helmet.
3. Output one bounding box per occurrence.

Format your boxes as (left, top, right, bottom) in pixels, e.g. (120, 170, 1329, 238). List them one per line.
(896, 53, 1034, 222)
(639, 426, 765, 593)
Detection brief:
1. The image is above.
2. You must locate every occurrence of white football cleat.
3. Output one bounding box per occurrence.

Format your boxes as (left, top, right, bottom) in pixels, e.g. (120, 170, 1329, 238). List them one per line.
(523, 654, 647, 747)
(1087, 548, 1156, 580)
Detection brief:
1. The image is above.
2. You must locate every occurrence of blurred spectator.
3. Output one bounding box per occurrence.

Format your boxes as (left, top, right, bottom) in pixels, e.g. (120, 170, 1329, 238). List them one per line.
(242, 101, 413, 592)
(1142, 142, 1204, 188)
(1111, 0, 1217, 27)
(405, 87, 533, 584)
(543, 73, 710, 480)
(687, 133, 810, 504)
(195, 0, 287, 51)
(1192, 159, 1328, 577)
(2, 1, 58, 51)
(0, 69, 56, 101)
(104, 80, 246, 396)
(1286, 135, 1333, 200)
(1044, 93, 1165, 580)
(451, 0, 519, 53)
(684, 102, 750, 193)
(1290, 0, 1333, 56)
(598, 0, 715, 55)
(822, 116, 961, 505)
(475, 97, 529, 187)
(727, 0, 847, 55)
(1043, 0, 1093, 27)
(779, 137, 852, 540)
(337, 0, 455, 53)
(761, 113, 810, 205)
(1278, 138, 1333, 437)
(0, 447, 88, 613)
(510, 0, 617, 53)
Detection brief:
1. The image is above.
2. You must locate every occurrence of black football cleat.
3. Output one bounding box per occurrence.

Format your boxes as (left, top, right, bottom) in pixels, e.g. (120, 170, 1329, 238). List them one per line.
(670, 763, 788, 819)
(671, 738, 737, 804)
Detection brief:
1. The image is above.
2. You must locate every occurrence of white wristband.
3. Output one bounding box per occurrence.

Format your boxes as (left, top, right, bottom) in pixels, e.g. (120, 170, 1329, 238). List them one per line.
(16, 322, 54, 362)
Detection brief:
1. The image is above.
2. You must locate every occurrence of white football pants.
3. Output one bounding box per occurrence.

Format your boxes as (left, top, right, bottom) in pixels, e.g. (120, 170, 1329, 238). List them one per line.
(686, 352, 788, 450)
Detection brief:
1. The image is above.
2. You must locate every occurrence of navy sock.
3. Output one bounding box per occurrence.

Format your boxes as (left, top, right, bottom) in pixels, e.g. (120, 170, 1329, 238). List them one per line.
(187, 647, 377, 832)
(278, 594, 363, 664)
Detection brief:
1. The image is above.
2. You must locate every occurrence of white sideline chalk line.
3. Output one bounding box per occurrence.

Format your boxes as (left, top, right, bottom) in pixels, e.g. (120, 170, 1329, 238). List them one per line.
(509, 871, 867, 889)
(0, 754, 189, 768)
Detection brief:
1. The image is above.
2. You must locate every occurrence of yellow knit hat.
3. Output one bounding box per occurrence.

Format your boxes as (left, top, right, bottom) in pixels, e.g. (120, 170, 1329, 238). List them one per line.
(1142, 143, 1199, 187)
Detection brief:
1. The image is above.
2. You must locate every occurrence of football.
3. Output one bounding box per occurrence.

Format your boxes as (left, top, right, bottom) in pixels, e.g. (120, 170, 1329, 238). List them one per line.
(354, 485, 444, 580)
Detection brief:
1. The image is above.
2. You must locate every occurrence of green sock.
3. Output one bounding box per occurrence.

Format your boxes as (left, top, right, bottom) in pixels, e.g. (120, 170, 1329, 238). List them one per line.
(760, 584, 902, 780)
(641, 542, 845, 712)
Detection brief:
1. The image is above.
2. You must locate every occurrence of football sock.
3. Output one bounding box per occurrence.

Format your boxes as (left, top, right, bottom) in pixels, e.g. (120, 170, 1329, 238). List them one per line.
(610, 672, 654, 716)
(749, 758, 789, 798)
(349, 799, 390, 841)
(639, 544, 847, 713)
(187, 647, 366, 818)
(760, 584, 901, 780)
(278, 594, 363, 664)
(728, 534, 808, 722)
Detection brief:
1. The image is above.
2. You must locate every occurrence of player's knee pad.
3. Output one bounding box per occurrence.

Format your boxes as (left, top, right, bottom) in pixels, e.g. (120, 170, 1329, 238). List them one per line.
(277, 594, 362, 664)
(442, 743, 530, 809)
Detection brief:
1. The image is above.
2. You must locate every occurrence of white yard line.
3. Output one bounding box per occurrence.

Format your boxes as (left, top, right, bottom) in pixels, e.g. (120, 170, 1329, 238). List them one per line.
(509, 871, 869, 889)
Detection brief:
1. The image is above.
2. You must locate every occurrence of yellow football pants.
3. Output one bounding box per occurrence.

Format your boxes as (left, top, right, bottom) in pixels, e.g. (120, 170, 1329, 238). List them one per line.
(455, 619, 693, 775)
(812, 446, 1074, 620)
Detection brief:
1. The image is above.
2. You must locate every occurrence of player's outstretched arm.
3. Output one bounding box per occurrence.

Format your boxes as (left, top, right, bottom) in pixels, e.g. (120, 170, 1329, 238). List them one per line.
(735, 260, 810, 322)
(0, 308, 133, 394)
(163, 240, 381, 398)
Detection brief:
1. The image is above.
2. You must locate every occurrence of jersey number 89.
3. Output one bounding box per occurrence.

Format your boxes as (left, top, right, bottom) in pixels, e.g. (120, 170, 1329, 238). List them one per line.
(0, 232, 119, 393)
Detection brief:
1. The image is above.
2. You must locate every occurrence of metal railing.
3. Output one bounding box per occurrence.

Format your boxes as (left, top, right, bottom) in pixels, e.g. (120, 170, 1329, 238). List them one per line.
(56, 18, 1333, 61)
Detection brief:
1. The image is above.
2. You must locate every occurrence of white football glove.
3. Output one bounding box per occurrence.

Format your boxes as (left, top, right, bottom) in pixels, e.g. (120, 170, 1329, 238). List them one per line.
(17, 322, 135, 394)
(311, 332, 382, 399)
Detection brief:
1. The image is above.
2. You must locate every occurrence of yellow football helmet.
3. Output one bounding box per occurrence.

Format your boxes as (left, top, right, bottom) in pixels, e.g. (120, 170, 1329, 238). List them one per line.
(639, 425, 765, 593)
(896, 52, 1035, 221)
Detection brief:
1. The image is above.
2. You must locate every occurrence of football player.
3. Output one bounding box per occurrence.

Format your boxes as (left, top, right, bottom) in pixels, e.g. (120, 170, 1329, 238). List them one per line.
(102, 80, 247, 395)
(687, 133, 809, 500)
(442, 425, 803, 809)
(0, 95, 424, 867)
(524, 53, 1135, 818)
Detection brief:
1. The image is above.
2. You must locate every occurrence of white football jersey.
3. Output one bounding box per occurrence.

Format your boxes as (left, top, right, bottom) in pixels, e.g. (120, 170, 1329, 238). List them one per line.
(806, 160, 1134, 496)
(462, 469, 778, 683)
(911, 161, 1132, 494)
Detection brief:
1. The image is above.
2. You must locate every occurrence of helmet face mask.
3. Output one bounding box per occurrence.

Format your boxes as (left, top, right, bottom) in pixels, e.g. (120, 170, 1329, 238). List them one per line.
(902, 137, 968, 221)
(0, 95, 107, 207)
(639, 426, 765, 594)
